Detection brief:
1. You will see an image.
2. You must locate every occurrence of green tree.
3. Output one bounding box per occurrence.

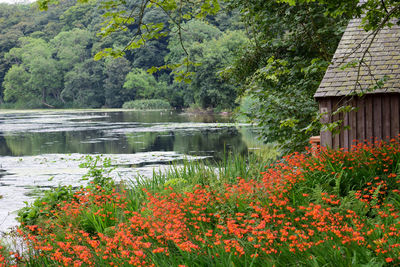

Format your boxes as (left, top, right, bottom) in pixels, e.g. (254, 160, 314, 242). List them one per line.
(0, 29, 24, 101)
(2, 65, 30, 102)
(4, 37, 62, 106)
(103, 57, 132, 107)
(59, 1, 98, 31)
(221, 1, 349, 152)
(129, 6, 170, 72)
(124, 68, 167, 100)
(28, 56, 62, 106)
(62, 59, 104, 107)
(166, 21, 247, 110)
(164, 20, 223, 109)
(190, 30, 247, 110)
(281, 0, 400, 31)
(166, 19, 222, 63)
(51, 28, 93, 71)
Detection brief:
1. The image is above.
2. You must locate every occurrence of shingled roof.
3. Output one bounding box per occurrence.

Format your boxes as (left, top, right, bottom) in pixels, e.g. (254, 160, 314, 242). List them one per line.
(314, 19, 400, 98)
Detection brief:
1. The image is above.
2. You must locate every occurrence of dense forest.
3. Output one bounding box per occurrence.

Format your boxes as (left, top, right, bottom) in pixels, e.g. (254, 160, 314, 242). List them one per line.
(0, 0, 243, 111)
(5, 0, 391, 151)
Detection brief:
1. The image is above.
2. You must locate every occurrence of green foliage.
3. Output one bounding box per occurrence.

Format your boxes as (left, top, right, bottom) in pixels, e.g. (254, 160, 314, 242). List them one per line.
(281, 0, 400, 31)
(122, 99, 171, 110)
(2, 65, 30, 102)
(30, 0, 392, 150)
(18, 154, 116, 226)
(165, 19, 222, 66)
(103, 57, 132, 107)
(222, 0, 349, 153)
(3, 37, 62, 106)
(4, 0, 396, 149)
(0, 1, 241, 111)
(189, 30, 248, 110)
(51, 28, 93, 71)
(17, 185, 75, 225)
(70, 0, 221, 61)
(123, 67, 167, 100)
(165, 20, 247, 110)
(79, 155, 115, 189)
(62, 59, 105, 108)
(135, 150, 275, 195)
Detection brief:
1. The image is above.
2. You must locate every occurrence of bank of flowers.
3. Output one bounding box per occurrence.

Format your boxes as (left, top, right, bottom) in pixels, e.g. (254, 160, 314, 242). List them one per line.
(8, 138, 400, 266)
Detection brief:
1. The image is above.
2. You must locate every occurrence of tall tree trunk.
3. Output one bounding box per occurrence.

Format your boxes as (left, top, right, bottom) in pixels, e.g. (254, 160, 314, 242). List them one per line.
(41, 88, 55, 108)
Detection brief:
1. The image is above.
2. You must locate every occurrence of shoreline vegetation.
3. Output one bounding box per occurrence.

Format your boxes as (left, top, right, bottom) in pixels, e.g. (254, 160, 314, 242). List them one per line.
(2, 138, 400, 266)
(0, 107, 234, 117)
(122, 100, 171, 111)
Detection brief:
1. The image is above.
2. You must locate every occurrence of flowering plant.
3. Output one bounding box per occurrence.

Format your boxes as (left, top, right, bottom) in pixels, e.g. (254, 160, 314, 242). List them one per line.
(9, 138, 400, 266)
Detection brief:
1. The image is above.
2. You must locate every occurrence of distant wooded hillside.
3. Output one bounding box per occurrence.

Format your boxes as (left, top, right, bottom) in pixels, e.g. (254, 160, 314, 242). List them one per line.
(0, 0, 243, 110)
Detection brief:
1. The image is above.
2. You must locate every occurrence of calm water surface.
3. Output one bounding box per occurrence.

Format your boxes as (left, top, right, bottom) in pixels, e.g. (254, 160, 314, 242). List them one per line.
(0, 109, 257, 232)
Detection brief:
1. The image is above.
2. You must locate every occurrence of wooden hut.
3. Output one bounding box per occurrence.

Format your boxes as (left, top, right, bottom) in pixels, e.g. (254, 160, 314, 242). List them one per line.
(314, 18, 400, 149)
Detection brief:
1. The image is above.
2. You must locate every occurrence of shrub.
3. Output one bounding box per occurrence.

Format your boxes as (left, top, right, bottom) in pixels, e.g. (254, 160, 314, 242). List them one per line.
(122, 99, 171, 110)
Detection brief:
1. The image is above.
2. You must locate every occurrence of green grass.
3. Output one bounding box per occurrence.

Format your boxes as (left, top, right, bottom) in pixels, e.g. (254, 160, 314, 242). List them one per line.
(129, 148, 276, 197)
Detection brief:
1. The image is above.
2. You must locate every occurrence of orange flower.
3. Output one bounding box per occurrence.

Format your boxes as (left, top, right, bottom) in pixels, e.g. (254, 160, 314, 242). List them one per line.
(385, 257, 393, 263)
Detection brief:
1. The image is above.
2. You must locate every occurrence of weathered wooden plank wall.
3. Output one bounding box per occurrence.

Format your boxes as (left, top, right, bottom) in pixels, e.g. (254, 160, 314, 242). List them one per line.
(319, 93, 400, 149)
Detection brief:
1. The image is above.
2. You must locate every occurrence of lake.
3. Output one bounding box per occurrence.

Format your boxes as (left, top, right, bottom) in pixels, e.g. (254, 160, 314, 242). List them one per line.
(0, 109, 259, 233)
